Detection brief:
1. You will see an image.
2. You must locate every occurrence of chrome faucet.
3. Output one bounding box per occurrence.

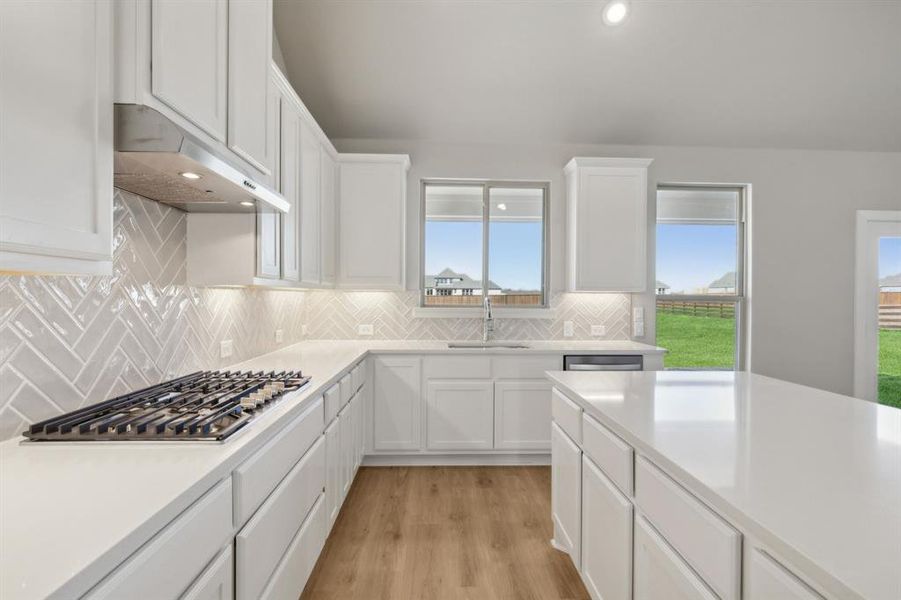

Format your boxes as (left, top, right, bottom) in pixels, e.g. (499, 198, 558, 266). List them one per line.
(482, 296, 494, 342)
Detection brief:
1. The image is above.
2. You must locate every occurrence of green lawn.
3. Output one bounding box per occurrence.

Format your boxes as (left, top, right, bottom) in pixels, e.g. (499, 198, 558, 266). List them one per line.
(656, 312, 901, 408)
(880, 329, 901, 408)
(656, 311, 735, 369)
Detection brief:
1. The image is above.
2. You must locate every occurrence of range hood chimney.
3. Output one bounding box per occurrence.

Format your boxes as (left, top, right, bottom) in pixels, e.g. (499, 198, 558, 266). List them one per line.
(113, 104, 288, 213)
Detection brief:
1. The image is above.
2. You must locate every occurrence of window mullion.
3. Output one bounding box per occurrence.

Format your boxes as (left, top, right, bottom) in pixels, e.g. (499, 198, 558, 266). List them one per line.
(482, 184, 490, 299)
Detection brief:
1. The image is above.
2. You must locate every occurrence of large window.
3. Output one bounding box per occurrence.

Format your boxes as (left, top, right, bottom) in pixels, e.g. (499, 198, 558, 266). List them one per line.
(656, 185, 747, 369)
(421, 181, 548, 308)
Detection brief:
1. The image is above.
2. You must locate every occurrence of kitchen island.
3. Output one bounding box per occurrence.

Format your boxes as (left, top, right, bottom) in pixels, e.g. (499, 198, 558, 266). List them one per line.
(546, 370, 901, 600)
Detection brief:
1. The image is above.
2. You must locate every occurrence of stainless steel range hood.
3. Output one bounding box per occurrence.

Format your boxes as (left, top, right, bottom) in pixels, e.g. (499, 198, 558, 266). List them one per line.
(113, 104, 289, 213)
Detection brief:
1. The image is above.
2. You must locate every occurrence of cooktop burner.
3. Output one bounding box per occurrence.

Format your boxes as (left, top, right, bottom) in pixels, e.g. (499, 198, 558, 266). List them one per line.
(23, 370, 311, 442)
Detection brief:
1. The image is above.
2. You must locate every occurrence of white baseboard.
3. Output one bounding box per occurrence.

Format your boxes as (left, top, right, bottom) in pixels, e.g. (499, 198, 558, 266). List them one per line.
(361, 453, 551, 467)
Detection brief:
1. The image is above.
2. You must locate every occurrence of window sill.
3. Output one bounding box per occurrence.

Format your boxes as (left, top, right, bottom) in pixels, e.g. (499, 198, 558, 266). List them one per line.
(412, 307, 556, 319)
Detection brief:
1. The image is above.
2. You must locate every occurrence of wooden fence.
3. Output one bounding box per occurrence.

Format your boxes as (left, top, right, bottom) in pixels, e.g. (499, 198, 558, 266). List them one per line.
(656, 300, 735, 319)
(424, 294, 543, 306)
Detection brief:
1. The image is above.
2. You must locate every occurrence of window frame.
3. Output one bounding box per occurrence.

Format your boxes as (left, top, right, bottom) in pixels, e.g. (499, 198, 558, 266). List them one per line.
(419, 179, 550, 310)
(655, 183, 749, 370)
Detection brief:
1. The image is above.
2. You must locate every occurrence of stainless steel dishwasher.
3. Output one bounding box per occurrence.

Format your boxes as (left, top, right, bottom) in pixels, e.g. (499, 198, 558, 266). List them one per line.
(563, 355, 643, 371)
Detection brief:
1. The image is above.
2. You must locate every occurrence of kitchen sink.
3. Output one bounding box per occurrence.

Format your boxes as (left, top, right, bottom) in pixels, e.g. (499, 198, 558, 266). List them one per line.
(447, 342, 530, 349)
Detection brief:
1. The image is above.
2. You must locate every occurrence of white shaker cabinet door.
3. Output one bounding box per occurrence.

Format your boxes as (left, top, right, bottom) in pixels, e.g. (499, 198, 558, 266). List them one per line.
(300, 120, 322, 285)
(0, 0, 113, 275)
(320, 149, 338, 286)
(372, 356, 422, 451)
(747, 549, 824, 600)
(150, 0, 227, 142)
(581, 456, 633, 600)
(551, 422, 582, 569)
(634, 516, 717, 600)
(564, 158, 652, 292)
(279, 95, 301, 282)
(426, 380, 494, 451)
(325, 419, 341, 530)
(181, 546, 233, 600)
(227, 0, 274, 175)
(494, 380, 553, 450)
(257, 209, 281, 279)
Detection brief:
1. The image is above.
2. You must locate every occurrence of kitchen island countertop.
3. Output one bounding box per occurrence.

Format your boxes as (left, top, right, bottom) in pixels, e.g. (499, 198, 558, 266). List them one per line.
(545, 369, 901, 600)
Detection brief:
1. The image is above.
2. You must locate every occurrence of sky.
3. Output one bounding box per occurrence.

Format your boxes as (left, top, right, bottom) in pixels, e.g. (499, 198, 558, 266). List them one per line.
(880, 236, 901, 279)
(424, 221, 542, 291)
(656, 224, 737, 293)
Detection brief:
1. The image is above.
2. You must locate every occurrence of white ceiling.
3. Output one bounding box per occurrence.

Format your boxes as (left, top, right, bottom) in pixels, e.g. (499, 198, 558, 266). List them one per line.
(274, 0, 901, 152)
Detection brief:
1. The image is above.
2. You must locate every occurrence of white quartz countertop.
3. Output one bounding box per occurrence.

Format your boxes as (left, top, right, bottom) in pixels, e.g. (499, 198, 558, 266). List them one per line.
(545, 370, 901, 600)
(0, 339, 658, 599)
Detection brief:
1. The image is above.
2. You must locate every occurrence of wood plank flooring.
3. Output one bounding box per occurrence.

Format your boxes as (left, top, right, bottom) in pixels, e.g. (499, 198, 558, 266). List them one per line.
(301, 466, 589, 600)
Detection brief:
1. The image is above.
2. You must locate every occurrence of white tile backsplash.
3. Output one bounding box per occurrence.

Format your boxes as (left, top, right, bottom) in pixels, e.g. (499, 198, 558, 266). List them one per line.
(0, 189, 632, 441)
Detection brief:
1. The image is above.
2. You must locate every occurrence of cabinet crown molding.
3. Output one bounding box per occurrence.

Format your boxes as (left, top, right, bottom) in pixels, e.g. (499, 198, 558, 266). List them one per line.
(338, 153, 411, 170)
(564, 157, 654, 173)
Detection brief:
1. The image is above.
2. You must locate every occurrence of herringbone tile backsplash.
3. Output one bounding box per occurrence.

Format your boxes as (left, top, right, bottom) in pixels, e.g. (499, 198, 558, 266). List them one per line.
(0, 190, 631, 441)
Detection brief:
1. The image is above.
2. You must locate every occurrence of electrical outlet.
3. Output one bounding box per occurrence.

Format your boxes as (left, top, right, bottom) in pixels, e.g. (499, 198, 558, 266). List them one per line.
(358, 324, 374, 336)
(591, 325, 606, 337)
(219, 339, 233, 359)
(633, 321, 645, 338)
(632, 307, 645, 323)
(275, 329, 284, 343)
(563, 321, 574, 337)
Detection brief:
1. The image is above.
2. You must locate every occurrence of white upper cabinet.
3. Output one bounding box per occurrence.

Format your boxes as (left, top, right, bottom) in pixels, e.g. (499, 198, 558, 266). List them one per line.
(0, 0, 113, 275)
(564, 157, 653, 292)
(278, 87, 300, 282)
(150, 0, 227, 142)
(227, 0, 274, 175)
(338, 155, 411, 290)
(320, 150, 338, 286)
(300, 120, 323, 286)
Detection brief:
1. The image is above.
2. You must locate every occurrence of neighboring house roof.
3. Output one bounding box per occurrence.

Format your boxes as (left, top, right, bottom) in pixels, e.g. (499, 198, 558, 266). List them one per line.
(880, 272, 901, 288)
(424, 268, 501, 290)
(709, 271, 736, 289)
(655, 280, 670, 289)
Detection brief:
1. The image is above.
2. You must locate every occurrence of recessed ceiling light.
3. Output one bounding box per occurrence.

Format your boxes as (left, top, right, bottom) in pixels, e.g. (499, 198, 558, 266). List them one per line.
(497, 203, 507, 211)
(239, 200, 255, 207)
(602, 0, 630, 26)
(180, 171, 202, 180)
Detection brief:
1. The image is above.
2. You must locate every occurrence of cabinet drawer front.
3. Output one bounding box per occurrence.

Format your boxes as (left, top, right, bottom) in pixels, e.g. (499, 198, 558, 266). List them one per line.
(260, 494, 326, 600)
(181, 545, 233, 600)
(423, 355, 492, 379)
(236, 437, 325, 600)
(748, 549, 824, 600)
(233, 396, 323, 527)
(552, 387, 582, 444)
(340, 373, 353, 407)
(582, 413, 634, 496)
(324, 384, 341, 425)
(635, 457, 741, 600)
(492, 355, 561, 379)
(634, 515, 717, 600)
(87, 479, 232, 599)
(352, 362, 365, 392)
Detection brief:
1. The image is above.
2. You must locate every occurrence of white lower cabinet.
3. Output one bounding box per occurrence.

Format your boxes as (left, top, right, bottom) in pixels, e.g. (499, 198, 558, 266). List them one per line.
(325, 418, 341, 528)
(236, 437, 324, 600)
(86, 479, 233, 599)
(551, 422, 582, 567)
(581, 456, 632, 600)
(181, 546, 234, 600)
(494, 380, 553, 450)
(634, 515, 717, 600)
(339, 402, 354, 498)
(372, 356, 422, 451)
(426, 380, 494, 450)
(747, 549, 824, 600)
(260, 495, 326, 600)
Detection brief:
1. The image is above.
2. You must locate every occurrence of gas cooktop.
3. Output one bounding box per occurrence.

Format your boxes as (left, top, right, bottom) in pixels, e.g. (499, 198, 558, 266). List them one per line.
(23, 370, 311, 442)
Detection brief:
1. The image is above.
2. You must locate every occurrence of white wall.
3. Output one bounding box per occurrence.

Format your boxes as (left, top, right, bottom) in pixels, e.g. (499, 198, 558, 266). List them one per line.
(333, 137, 901, 396)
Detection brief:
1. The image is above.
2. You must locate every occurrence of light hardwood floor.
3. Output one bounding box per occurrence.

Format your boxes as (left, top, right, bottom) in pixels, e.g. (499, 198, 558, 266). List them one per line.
(301, 466, 589, 600)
